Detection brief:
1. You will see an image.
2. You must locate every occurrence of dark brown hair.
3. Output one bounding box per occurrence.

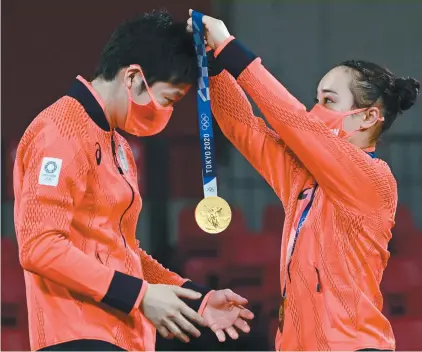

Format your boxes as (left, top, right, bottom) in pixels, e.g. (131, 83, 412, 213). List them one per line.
(340, 60, 420, 133)
(94, 9, 197, 86)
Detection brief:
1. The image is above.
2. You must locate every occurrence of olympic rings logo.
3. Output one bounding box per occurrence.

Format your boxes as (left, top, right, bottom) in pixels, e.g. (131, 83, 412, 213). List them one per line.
(201, 113, 210, 130)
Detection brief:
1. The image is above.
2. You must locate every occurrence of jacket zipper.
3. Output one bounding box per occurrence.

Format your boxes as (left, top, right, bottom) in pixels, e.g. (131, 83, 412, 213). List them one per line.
(284, 151, 376, 294)
(284, 185, 318, 293)
(111, 132, 134, 248)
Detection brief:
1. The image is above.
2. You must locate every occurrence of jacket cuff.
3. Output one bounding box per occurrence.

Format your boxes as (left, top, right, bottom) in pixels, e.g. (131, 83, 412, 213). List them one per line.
(214, 39, 258, 79)
(130, 281, 149, 315)
(207, 50, 223, 77)
(181, 281, 212, 312)
(101, 271, 144, 314)
(214, 35, 235, 57)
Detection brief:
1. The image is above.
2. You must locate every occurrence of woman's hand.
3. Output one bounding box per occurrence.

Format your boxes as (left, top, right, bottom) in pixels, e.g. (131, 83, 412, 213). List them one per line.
(187, 10, 231, 51)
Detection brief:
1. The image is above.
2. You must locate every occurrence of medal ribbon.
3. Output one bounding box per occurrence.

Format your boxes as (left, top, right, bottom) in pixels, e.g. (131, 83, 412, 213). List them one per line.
(192, 11, 218, 198)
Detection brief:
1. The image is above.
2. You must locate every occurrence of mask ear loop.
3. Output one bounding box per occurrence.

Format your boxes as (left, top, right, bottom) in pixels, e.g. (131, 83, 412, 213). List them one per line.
(336, 107, 366, 139)
(124, 66, 147, 124)
(341, 110, 385, 140)
(127, 65, 173, 111)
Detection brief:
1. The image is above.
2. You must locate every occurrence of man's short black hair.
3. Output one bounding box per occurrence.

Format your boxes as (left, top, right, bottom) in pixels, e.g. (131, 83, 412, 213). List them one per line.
(94, 9, 197, 86)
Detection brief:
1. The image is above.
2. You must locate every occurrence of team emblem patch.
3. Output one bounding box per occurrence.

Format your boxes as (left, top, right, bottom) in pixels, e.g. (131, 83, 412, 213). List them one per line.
(39, 157, 63, 186)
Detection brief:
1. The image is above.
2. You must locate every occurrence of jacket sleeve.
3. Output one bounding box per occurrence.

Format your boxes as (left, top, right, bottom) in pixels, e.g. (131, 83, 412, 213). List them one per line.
(136, 243, 212, 312)
(14, 123, 147, 315)
(209, 69, 299, 208)
(136, 243, 186, 286)
(214, 39, 389, 213)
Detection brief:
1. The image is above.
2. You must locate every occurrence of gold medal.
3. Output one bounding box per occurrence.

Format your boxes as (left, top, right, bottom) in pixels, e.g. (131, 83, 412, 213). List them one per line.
(195, 196, 232, 234)
(278, 296, 286, 333)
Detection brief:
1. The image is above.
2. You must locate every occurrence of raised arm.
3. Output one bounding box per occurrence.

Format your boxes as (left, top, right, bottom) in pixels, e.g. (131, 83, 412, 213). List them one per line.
(213, 38, 391, 213)
(209, 64, 301, 208)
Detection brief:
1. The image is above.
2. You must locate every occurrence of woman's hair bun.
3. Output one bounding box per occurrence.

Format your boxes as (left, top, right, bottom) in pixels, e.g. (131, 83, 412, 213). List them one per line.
(395, 77, 420, 111)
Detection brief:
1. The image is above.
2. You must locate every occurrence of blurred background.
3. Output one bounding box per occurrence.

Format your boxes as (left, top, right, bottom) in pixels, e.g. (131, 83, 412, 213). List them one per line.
(2, 0, 422, 350)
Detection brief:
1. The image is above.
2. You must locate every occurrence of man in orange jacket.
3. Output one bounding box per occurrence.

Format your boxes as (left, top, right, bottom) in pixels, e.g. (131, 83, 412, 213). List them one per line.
(188, 10, 420, 352)
(14, 10, 253, 351)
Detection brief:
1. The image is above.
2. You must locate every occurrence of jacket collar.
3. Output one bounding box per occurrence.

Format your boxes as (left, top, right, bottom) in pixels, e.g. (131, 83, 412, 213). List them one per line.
(66, 76, 110, 131)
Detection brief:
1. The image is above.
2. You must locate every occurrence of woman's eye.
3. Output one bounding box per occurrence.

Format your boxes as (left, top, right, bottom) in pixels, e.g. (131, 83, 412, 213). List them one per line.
(315, 97, 334, 104)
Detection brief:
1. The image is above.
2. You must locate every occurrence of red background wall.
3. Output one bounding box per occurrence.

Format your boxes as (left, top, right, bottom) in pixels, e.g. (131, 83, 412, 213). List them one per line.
(1, 0, 211, 143)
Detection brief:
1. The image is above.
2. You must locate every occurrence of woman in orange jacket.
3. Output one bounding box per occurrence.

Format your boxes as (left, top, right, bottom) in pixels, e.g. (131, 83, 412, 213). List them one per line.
(13, 10, 253, 352)
(188, 11, 420, 351)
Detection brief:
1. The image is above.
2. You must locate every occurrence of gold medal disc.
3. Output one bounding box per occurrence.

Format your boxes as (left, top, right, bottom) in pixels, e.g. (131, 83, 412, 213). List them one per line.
(195, 196, 232, 234)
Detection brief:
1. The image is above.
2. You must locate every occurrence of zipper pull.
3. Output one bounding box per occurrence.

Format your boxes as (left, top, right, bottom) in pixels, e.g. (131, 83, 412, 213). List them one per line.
(287, 261, 292, 283)
(111, 132, 116, 152)
(315, 266, 321, 293)
(111, 134, 124, 175)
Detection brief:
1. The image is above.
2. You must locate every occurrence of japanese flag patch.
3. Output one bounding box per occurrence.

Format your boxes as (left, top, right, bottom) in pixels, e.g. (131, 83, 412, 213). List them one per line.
(38, 157, 63, 186)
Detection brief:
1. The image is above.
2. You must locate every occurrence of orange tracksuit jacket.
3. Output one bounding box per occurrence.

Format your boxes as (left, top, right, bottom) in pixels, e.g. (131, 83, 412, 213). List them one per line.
(209, 38, 397, 351)
(13, 76, 210, 351)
